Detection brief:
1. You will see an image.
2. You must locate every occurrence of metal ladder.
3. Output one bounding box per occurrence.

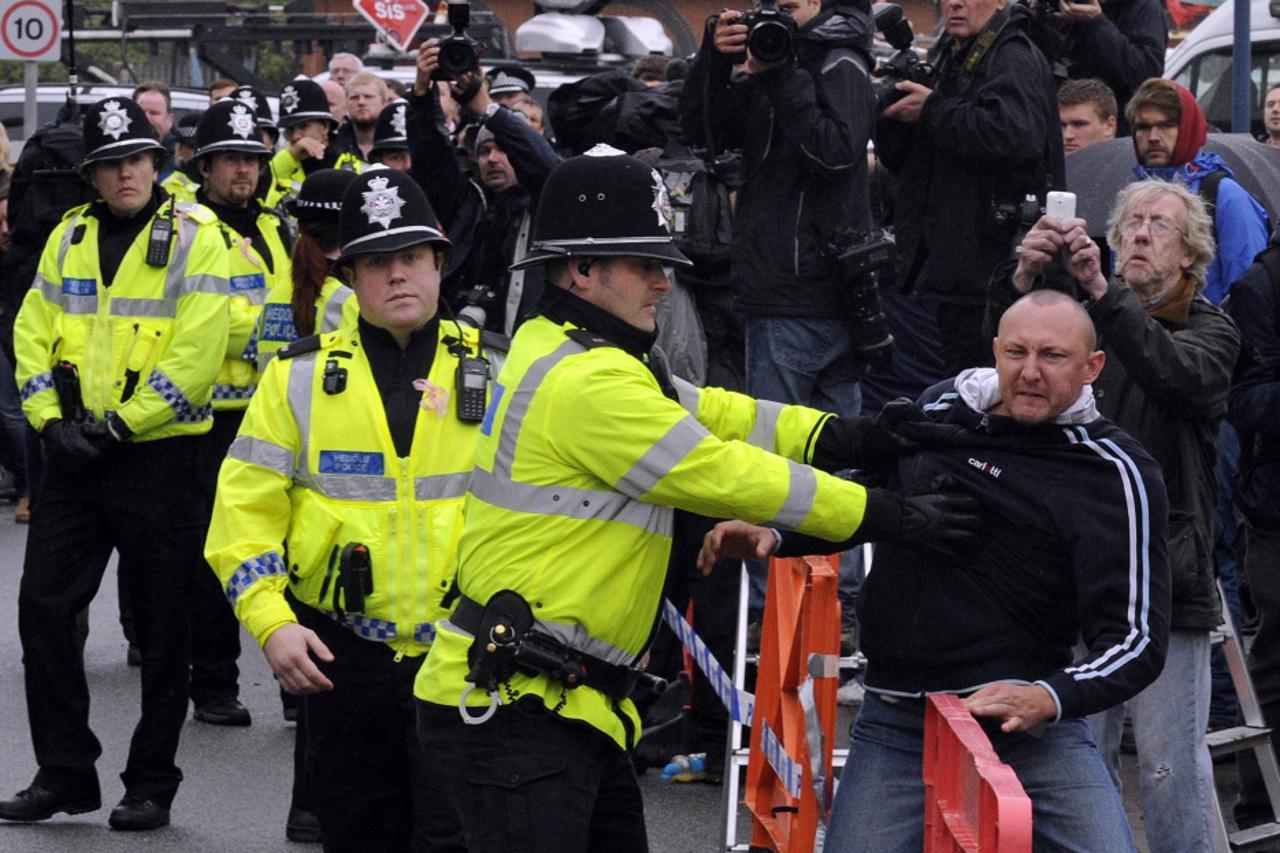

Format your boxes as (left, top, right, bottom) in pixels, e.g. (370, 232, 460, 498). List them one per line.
(720, 549, 869, 852)
(1206, 588, 1280, 851)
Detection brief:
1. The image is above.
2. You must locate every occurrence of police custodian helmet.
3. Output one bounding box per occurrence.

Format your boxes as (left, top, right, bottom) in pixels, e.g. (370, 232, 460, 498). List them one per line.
(231, 84, 276, 133)
(510, 144, 692, 271)
(81, 97, 165, 172)
(369, 101, 409, 157)
(277, 79, 336, 129)
(336, 167, 451, 268)
(193, 99, 270, 160)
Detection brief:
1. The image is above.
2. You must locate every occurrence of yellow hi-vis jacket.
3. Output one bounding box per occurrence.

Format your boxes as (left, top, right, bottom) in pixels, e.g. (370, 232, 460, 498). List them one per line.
(213, 209, 293, 410)
(414, 314, 871, 750)
(266, 148, 364, 210)
(205, 319, 485, 658)
(160, 169, 198, 204)
(15, 197, 230, 440)
(252, 275, 358, 373)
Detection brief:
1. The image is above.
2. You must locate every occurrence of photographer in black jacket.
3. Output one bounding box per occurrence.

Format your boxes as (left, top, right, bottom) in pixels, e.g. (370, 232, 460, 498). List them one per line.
(1035, 0, 1167, 135)
(877, 0, 1063, 377)
(681, 0, 877, 417)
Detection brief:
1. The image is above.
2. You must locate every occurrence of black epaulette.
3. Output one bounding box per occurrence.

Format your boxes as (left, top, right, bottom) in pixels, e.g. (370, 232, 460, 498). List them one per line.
(278, 334, 323, 359)
(565, 329, 613, 350)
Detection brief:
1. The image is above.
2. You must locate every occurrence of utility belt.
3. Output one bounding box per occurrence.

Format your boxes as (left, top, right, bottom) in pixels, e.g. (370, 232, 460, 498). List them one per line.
(451, 591, 667, 724)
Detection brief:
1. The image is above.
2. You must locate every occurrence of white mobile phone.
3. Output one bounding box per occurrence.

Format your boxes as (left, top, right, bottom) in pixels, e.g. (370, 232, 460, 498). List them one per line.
(1046, 191, 1076, 222)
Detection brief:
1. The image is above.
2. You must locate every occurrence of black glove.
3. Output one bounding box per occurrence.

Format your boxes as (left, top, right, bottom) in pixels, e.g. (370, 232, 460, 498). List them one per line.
(812, 398, 925, 472)
(856, 474, 983, 560)
(42, 419, 108, 466)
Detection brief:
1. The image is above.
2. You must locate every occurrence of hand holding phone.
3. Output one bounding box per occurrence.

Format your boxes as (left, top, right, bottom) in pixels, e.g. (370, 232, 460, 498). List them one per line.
(1046, 191, 1076, 225)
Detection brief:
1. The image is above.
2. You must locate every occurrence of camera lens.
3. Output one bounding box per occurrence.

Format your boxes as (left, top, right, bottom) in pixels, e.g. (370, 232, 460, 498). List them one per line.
(748, 19, 792, 65)
(438, 40, 478, 78)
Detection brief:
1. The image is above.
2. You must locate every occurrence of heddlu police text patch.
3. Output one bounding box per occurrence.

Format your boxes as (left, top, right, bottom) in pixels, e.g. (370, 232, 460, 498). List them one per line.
(319, 451, 386, 476)
(63, 278, 97, 296)
(230, 273, 266, 293)
(259, 303, 298, 343)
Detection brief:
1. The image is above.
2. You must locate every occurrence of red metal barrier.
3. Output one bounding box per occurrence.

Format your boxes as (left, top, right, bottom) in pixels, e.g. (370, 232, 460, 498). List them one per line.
(923, 694, 1034, 853)
(744, 554, 841, 853)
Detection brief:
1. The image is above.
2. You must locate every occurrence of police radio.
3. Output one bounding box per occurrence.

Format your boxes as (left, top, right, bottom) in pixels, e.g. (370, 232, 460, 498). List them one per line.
(456, 356, 489, 423)
(145, 206, 175, 268)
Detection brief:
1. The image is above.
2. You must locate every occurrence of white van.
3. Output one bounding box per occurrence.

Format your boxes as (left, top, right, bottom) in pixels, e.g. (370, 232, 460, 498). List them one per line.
(1165, 0, 1280, 136)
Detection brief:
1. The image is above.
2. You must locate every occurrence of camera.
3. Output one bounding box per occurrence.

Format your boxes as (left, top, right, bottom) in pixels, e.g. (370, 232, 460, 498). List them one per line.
(432, 1, 480, 81)
(826, 227, 897, 370)
(456, 283, 494, 328)
(727, 0, 797, 67)
(869, 3, 935, 112)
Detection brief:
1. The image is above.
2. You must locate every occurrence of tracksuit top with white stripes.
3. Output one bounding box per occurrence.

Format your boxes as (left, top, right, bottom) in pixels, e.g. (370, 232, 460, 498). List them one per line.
(857, 368, 1172, 722)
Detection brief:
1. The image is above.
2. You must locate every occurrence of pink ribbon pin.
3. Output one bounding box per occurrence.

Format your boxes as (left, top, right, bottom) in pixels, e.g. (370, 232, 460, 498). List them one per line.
(414, 378, 450, 418)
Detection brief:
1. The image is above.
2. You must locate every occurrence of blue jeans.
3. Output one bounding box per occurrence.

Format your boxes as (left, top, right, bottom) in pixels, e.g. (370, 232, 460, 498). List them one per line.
(744, 315, 864, 617)
(1088, 629, 1218, 852)
(828, 692, 1135, 852)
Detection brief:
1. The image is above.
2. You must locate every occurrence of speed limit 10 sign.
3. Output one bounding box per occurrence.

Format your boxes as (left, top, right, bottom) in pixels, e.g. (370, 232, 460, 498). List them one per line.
(0, 0, 61, 61)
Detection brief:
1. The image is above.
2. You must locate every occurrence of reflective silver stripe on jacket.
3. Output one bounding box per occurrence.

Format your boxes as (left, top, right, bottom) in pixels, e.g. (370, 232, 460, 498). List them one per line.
(469, 468, 671, 535)
(321, 288, 352, 333)
(38, 273, 97, 316)
(746, 399, 785, 451)
(414, 472, 471, 501)
(615, 415, 708, 498)
(227, 434, 294, 476)
(112, 297, 176, 318)
(476, 335, 673, 536)
(769, 458, 819, 529)
(671, 375, 700, 416)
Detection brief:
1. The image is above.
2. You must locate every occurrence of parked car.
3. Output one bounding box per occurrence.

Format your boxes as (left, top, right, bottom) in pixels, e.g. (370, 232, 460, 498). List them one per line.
(0, 83, 211, 160)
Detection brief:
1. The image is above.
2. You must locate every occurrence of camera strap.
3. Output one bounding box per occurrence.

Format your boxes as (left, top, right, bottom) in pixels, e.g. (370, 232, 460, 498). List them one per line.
(961, 6, 1012, 77)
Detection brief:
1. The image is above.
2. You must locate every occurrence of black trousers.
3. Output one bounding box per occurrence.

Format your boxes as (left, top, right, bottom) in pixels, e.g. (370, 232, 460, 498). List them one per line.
(295, 602, 465, 853)
(418, 697, 648, 853)
(187, 410, 244, 703)
(19, 437, 204, 806)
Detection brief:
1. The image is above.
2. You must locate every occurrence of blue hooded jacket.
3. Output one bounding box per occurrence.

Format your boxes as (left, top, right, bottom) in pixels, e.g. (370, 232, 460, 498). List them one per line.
(1134, 151, 1269, 306)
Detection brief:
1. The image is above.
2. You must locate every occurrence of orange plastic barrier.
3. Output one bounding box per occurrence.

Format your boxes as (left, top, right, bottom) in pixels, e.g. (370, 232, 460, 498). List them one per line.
(923, 694, 1033, 853)
(744, 554, 841, 853)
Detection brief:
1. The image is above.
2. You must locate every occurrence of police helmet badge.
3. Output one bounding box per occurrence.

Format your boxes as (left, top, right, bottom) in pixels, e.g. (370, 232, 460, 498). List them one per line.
(98, 101, 132, 140)
(360, 175, 406, 229)
(280, 86, 299, 115)
(228, 105, 256, 140)
(391, 104, 407, 138)
(650, 169, 674, 232)
(235, 90, 259, 114)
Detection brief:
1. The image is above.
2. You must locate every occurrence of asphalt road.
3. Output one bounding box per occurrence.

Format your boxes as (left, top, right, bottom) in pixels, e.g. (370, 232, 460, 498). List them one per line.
(0, 508, 1251, 852)
(0, 515, 733, 853)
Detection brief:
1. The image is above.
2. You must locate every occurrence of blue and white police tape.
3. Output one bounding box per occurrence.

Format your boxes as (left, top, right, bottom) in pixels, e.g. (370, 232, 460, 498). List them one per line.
(661, 599, 755, 725)
(760, 720, 805, 799)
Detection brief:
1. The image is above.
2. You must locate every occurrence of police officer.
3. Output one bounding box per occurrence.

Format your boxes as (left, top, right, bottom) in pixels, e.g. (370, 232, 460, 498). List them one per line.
(0, 96, 230, 831)
(205, 168, 472, 852)
(160, 111, 202, 202)
(268, 79, 363, 209)
(186, 98, 296, 727)
(412, 148, 982, 851)
(368, 101, 411, 172)
(255, 168, 360, 373)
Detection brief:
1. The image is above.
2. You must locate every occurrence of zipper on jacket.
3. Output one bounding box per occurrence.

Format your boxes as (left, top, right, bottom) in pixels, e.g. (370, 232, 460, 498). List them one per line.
(793, 190, 806, 276)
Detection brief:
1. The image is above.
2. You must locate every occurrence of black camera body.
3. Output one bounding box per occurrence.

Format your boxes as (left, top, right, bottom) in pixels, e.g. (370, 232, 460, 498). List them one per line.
(432, 0, 481, 81)
(728, 0, 797, 67)
(869, 3, 935, 111)
(826, 227, 897, 370)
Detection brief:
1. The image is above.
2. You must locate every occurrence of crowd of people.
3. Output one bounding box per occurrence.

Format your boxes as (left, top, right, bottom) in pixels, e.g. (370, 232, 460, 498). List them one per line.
(0, 0, 1275, 849)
